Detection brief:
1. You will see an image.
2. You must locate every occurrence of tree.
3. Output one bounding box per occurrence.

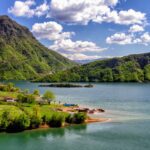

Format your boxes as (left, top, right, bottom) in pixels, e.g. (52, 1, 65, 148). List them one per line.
(30, 106, 42, 128)
(0, 110, 10, 129)
(43, 91, 55, 104)
(23, 89, 29, 94)
(17, 93, 36, 104)
(144, 64, 150, 81)
(26, 94, 36, 104)
(7, 82, 14, 91)
(33, 89, 40, 96)
(6, 113, 30, 131)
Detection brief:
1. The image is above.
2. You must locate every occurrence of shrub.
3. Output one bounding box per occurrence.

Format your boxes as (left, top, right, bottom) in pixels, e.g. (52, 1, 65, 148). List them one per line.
(0, 110, 10, 129)
(47, 113, 65, 128)
(0, 110, 30, 132)
(33, 89, 40, 96)
(65, 114, 73, 124)
(6, 113, 30, 132)
(17, 93, 36, 104)
(72, 113, 87, 124)
(30, 106, 42, 128)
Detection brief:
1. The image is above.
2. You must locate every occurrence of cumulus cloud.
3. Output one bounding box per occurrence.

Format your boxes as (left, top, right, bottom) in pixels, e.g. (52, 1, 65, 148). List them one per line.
(9, 0, 147, 26)
(34, 1, 49, 17)
(94, 9, 146, 25)
(8, 0, 49, 17)
(49, 39, 106, 53)
(129, 25, 144, 33)
(47, 0, 146, 25)
(32, 21, 74, 40)
(106, 32, 150, 45)
(106, 33, 133, 45)
(61, 53, 104, 61)
(32, 21, 106, 60)
(140, 32, 150, 45)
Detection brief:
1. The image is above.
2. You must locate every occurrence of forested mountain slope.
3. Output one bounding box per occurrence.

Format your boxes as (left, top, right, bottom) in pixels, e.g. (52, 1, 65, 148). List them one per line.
(0, 15, 76, 80)
(37, 52, 150, 82)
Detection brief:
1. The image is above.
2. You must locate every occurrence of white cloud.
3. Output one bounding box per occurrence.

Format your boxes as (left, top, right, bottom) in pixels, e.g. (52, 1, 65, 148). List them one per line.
(105, 0, 118, 6)
(34, 1, 49, 17)
(8, 0, 35, 17)
(32, 21, 106, 60)
(129, 25, 144, 33)
(140, 32, 150, 44)
(47, 0, 146, 25)
(106, 32, 150, 45)
(94, 9, 146, 25)
(8, 0, 49, 17)
(116, 9, 146, 25)
(61, 53, 105, 61)
(106, 33, 133, 45)
(9, 0, 147, 26)
(49, 39, 106, 53)
(32, 21, 74, 40)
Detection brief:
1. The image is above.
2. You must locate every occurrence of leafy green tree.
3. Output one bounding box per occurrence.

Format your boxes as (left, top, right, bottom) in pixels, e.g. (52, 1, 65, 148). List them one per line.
(7, 82, 14, 91)
(6, 113, 30, 131)
(43, 91, 55, 104)
(100, 68, 113, 82)
(17, 93, 36, 104)
(23, 89, 29, 94)
(144, 64, 150, 81)
(30, 106, 42, 128)
(0, 110, 10, 129)
(26, 94, 36, 104)
(33, 89, 40, 96)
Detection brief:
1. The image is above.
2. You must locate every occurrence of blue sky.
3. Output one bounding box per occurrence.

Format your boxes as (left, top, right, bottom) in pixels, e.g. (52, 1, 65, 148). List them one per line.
(0, 0, 150, 61)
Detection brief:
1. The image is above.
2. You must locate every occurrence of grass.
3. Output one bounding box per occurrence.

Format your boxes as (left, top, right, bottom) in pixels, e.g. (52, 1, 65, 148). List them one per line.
(21, 104, 66, 116)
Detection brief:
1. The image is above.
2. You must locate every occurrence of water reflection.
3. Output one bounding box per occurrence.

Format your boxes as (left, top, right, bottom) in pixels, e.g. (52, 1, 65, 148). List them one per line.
(0, 124, 87, 142)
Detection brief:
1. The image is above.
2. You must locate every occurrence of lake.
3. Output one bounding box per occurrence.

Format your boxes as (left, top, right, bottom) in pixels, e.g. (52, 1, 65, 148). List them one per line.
(0, 81, 150, 150)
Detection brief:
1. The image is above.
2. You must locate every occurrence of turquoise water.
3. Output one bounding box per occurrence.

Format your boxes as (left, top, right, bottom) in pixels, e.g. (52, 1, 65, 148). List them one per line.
(0, 81, 150, 150)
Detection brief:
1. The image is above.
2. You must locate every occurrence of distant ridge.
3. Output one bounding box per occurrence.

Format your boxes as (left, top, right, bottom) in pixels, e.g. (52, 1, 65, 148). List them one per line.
(0, 15, 76, 80)
(37, 52, 150, 82)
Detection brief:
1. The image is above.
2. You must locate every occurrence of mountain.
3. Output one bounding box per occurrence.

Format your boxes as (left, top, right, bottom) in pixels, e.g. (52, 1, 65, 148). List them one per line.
(75, 58, 111, 64)
(37, 52, 150, 82)
(0, 15, 76, 80)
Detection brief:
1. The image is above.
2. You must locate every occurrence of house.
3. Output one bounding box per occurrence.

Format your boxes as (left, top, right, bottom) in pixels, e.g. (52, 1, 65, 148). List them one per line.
(4, 97, 16, 102)
(36, 97, 47, 105)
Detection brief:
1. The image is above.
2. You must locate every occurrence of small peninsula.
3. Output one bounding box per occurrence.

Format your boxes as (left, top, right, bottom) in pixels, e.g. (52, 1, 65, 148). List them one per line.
(0, 83, 105, 133)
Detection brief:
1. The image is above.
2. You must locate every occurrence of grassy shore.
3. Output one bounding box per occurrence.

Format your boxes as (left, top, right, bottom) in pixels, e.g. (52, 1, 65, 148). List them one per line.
(0, 83, 107, 133)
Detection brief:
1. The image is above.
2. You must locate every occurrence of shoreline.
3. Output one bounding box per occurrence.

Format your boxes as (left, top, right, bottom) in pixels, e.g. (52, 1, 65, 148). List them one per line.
(37, 117, 111, 130)
(23, 118, 110, 133)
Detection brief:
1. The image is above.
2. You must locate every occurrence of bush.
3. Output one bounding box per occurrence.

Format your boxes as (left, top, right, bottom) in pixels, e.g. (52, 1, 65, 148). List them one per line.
(6, 113, 30, 132)
(0, 110, 30, 132)
(72, 113, 87, 124)
(65, 114, 73, 124)
(17, 93, 36, 104)
(47, 113, 65, 128)
(30, 114, 42, 128)
(29, 106, 42, 128)
(33, 89, 40, 96)
(0, 110, 10, 129)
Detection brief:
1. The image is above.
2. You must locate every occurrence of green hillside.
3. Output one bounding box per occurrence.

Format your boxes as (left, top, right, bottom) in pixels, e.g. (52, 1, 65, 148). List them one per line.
(37, 52, 150, 82)
(0, 15, 76, 80)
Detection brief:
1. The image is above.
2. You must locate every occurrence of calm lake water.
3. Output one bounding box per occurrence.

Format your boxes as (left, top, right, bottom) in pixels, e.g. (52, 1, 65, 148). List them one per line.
(0, 81, 150, 150)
